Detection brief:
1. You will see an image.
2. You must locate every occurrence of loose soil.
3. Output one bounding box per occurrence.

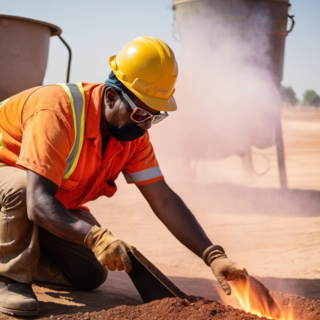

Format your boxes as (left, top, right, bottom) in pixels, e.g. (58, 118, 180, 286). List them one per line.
(38, 298, 273, 320)
(272, 291, 320, 320)
(36, 296, 320, 320)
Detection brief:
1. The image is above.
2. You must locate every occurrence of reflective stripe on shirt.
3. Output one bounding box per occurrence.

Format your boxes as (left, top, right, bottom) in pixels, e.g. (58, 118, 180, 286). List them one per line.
(0, 98, 9, 151)
(0, 129, 5, 149)
(0, 98, 10, 108)
(123, 166, 163, 183)
(57, 83, 86, 179)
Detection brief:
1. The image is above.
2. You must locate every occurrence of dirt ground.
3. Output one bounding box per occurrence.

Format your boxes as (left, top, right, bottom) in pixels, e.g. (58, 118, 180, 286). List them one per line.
(1, 107, 319, 319)
(35, 298, 285, 320)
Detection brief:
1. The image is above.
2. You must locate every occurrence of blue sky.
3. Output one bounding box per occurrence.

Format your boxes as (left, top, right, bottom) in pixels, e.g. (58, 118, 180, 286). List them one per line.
(1, 0, 319, 100)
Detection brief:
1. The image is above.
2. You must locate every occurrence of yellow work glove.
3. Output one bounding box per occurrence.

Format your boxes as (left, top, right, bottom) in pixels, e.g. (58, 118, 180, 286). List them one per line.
(84, 226, 133, 273)
(202, 245, 248, 295)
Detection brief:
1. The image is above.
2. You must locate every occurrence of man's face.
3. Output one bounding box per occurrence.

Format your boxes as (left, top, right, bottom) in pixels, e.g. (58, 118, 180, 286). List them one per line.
(103, 88, 160, 132)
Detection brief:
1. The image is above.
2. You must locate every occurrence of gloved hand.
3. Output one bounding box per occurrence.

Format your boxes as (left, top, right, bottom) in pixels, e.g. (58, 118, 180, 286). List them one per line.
(202, 245, 248, 295)
(84, 226, 133, 273)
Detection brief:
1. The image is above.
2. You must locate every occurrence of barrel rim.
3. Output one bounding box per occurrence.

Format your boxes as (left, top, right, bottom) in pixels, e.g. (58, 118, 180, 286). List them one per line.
(0, 14, 62, 36)
(173, 0, 291, 6)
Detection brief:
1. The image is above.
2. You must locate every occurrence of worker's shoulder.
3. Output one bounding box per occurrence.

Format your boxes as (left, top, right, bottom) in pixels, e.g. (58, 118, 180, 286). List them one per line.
(31, 82, 104, 107)
(24, 84, 69, 104)
(26, 82, 102, 99)
(0, 85, 68, 118)
(21, 82, 103, 120)
(23, 82, 103, 102)
(18, 85, 71, 119)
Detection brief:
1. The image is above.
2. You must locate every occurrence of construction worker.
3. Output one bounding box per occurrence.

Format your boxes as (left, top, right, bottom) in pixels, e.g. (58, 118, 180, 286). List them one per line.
(0, 36, 248, 316)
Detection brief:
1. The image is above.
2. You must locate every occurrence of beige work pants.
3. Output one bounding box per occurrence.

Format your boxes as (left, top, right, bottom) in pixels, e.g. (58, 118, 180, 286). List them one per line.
(0, 165, 107, 289)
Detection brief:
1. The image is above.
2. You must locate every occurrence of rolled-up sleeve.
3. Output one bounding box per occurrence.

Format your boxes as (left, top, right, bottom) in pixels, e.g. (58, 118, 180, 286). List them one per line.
(122, 132, 164, 186)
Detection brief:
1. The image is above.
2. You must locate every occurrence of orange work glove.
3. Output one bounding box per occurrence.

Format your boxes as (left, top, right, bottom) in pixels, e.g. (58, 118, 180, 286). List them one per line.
(84, 226, 133, 273)
(202, 245, 248, 295)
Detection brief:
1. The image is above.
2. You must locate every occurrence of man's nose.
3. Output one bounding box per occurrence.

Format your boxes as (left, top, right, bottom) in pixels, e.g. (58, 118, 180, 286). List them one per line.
(138, 119, 152, 130)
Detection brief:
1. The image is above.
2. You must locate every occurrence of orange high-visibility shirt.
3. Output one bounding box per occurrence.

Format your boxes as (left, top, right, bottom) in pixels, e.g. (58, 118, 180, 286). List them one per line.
(0, 83, 164, 209)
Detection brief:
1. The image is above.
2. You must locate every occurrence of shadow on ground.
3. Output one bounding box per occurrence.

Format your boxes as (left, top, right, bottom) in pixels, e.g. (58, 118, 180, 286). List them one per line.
(189, 183, 320, 217)
(33, 274, 221, 318)
(20, 271, 318, 319)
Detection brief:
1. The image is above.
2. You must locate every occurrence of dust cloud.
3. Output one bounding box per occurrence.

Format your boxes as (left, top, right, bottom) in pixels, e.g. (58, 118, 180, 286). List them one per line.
(151, 0, 281, 184)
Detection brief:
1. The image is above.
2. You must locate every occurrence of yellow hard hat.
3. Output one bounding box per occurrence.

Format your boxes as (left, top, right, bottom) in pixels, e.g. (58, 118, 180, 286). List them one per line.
(109, 36, 178, 112)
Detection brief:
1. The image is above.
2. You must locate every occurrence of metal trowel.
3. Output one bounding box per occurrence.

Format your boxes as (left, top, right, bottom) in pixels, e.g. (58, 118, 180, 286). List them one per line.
(126, 248, 188, 303)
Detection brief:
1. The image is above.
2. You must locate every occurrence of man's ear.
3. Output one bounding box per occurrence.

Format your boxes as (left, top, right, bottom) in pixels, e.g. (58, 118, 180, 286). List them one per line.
(105, 87, 118, 109)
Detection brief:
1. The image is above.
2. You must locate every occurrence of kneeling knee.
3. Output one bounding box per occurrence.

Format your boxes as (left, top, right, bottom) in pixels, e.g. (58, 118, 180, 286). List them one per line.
(73, 266, 108, 291)
(0, 176, 27, 214)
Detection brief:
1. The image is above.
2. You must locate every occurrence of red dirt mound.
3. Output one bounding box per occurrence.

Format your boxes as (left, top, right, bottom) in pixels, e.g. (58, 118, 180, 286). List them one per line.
(39, 298, 270, 320)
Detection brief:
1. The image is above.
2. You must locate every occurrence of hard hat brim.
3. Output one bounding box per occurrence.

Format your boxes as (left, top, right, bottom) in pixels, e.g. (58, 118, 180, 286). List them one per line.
(129, 89, 177, 112)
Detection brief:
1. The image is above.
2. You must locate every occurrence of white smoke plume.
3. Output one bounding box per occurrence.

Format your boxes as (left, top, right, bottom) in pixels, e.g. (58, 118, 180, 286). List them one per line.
(152, 0, 282, 168)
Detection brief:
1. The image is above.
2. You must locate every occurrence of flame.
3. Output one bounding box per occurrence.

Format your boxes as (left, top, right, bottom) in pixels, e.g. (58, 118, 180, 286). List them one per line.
(228, 277, 294, 320)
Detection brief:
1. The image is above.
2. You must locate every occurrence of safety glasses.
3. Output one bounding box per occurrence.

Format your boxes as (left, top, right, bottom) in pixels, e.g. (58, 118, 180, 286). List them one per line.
(121, 92, 168, 124)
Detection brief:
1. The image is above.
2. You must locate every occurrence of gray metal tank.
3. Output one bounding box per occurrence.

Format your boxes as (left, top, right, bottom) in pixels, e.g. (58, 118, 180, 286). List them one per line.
(172, 0, 295, 188)
(172, 0, 294, 84)
(0, 15, 62, 101)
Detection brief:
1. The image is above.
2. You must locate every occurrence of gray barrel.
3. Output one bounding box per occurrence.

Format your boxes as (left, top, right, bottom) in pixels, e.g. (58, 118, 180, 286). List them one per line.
(172, 0, 294, 84)
(0, 15, 61, 101)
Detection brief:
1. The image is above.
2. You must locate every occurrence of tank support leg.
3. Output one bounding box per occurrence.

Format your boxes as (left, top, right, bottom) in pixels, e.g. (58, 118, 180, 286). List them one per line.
(274, 105, 288, 190)
(58, 35, 72, 83)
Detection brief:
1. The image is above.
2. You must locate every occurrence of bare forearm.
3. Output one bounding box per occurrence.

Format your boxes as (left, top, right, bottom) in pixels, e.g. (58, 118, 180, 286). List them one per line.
(145, 187, 212, 257)
(28, 193, 93, 244)
(26, 169, 94, 244)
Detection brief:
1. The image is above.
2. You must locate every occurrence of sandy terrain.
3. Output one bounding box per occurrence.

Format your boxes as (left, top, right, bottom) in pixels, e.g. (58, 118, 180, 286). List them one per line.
(0, 107, 319, 319)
